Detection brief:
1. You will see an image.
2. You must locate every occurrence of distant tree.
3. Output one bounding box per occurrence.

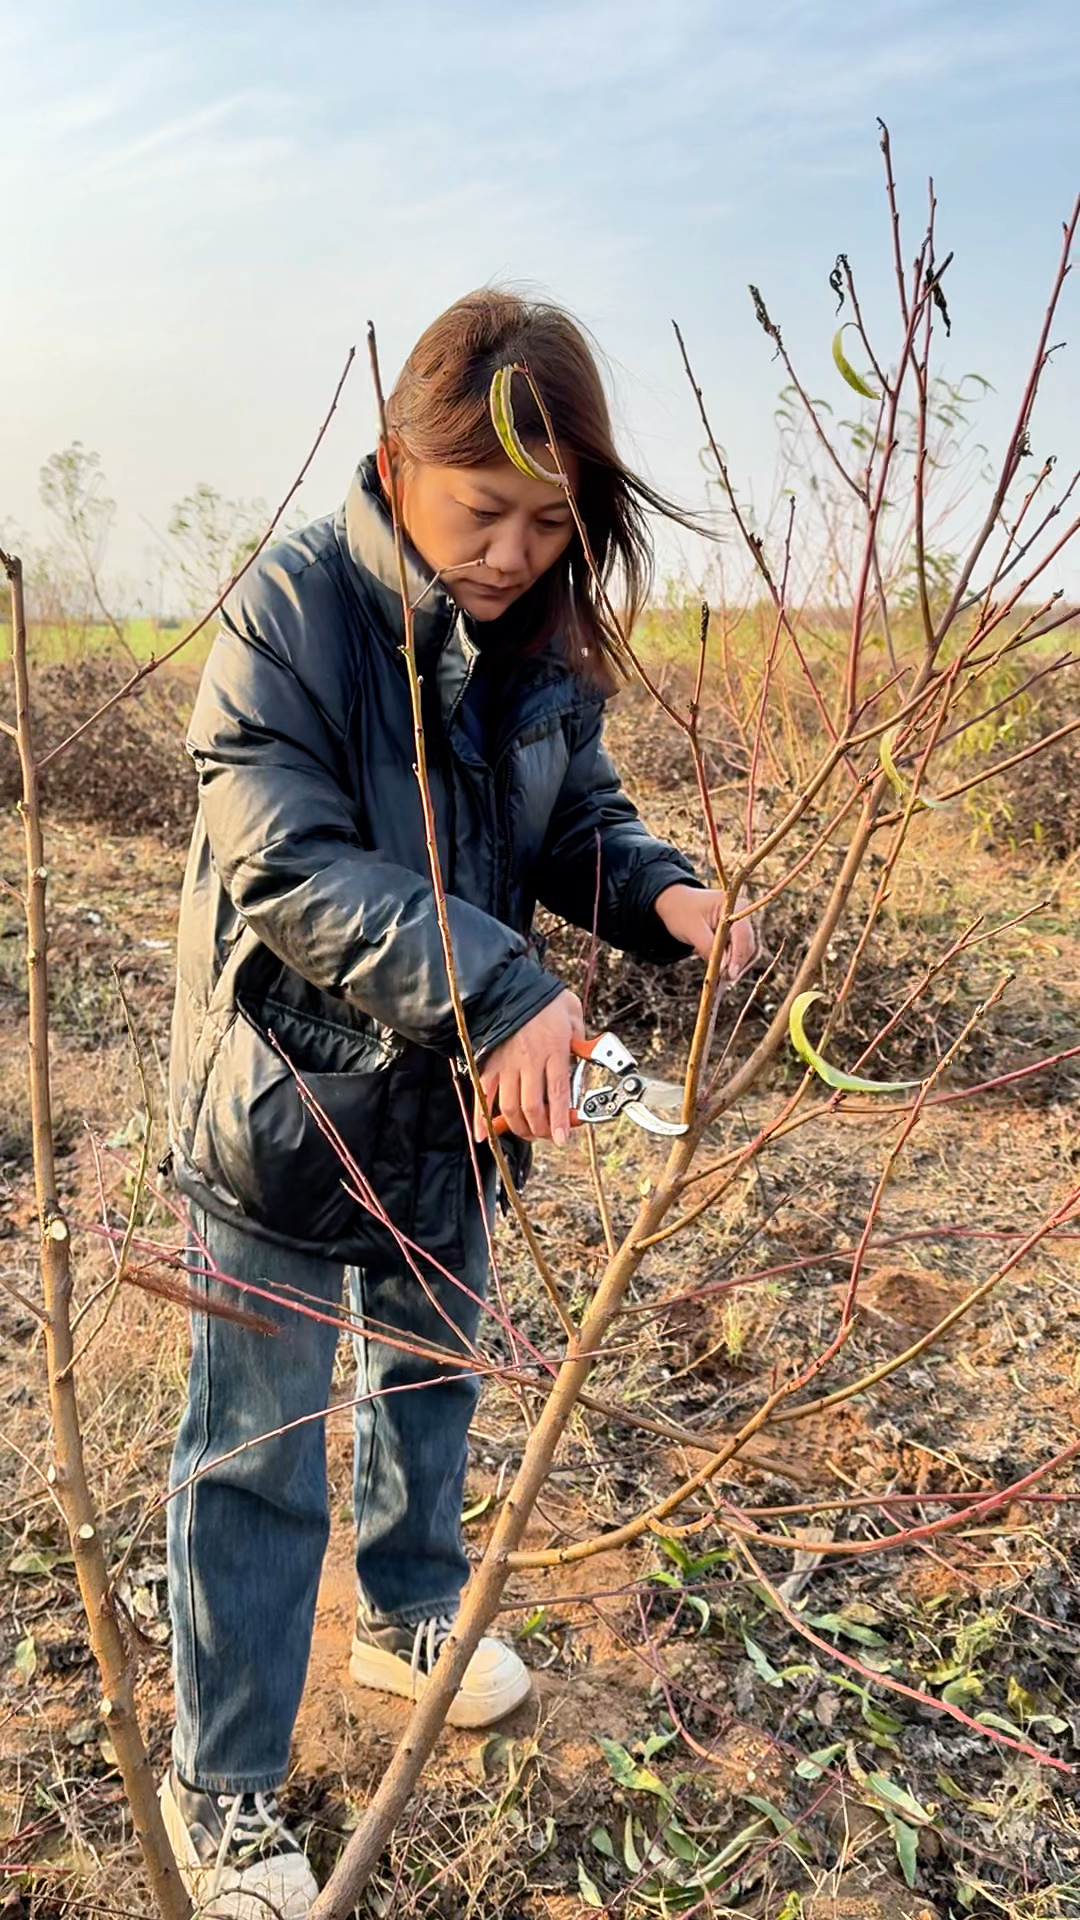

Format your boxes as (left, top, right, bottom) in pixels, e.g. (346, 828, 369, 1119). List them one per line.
(167, 482, 278, 615)
(39, 442, 127, 650)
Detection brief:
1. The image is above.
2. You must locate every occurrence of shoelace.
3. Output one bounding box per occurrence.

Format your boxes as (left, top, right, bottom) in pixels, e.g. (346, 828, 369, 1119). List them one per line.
(211, 1790, 297, 1891)
(408, 1611, 457, 1692)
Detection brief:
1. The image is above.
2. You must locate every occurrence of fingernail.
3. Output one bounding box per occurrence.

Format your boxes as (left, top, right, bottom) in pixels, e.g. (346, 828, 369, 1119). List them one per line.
(553, 1126, 568, 1147)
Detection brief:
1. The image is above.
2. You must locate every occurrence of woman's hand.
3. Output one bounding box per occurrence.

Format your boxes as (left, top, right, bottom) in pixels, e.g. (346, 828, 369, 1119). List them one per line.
(653, 884, 760, 981)
(474, 988, 585, 1145)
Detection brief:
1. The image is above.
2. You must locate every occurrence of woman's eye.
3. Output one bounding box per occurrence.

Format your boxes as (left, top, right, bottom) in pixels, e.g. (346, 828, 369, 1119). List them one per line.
(468, 508, 498, 524)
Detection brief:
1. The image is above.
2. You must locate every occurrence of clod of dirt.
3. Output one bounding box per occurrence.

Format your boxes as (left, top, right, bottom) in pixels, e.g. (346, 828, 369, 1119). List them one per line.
(804, 1889, 940, 1920)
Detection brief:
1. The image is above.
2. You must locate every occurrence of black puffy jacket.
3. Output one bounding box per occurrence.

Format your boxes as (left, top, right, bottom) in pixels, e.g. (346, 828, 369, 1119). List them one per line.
(168, 459, 697, 1265)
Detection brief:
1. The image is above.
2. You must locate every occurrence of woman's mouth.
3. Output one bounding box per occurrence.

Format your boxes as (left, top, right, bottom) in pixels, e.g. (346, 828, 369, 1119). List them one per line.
(468, 579, 520, 600)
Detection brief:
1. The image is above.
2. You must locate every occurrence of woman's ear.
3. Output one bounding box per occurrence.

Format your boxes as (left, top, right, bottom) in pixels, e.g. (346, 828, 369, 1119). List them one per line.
(376, 431, 408, 497)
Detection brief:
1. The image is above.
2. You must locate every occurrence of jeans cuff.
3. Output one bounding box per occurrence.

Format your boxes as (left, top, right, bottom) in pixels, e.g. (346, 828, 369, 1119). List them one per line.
(358, 1592, 464, 1629)
(172, 1760, 287, 1796)
(171, 1734, 286, 1797)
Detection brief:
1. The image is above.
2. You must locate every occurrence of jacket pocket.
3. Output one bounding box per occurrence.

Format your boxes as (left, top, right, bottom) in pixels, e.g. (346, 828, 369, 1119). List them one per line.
(195, 1002, 392, 1246)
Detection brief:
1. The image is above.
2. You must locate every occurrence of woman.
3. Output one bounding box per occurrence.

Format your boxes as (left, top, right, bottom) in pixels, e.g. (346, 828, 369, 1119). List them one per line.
(161, 289, 755, 1917)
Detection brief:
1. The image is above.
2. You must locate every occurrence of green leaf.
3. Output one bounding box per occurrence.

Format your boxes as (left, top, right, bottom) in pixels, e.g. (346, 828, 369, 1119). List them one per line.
(686, 1594, 711, 1632)
(9, 1548, 60, 1575)
(622, 1811, 642, 1872)
(831, 325, 881, 400)
(597, 1734, 644, 1788)
(1007, 1674, 1039, 1720)
(590, 1825, 615, 1859)
(742, 1633, 785, 1688)
(14, 1634, 36, 1682)
(596, 1736, 671, 1803)
(682, 1547, 730, 1578)
(795, 1741, 844, 1781)
(577, 1858, 605, 1907)
(856, 1692, 903, 1750)
(862, 1700, 903, 1736)
(461, 1492, 494, 1526)
(742, 1792, 790, 1833)
(881, 1810, 920, 1889)
(974, 1709, 1026, 1737)
(864, 1772, 933, 1825)
(696, 1819, 769, 1882)
(517, 1606, 548, 1640)
(855, 1648, 897, 1675)
(880, 726, 950, 810)
(788, 991, 922, 1094)
(942, 1672, 984, 1707)
(489, 366, 565, 486)
(927, 1658, 965, 1683)
(808, 1609, 887, 1648)
(641, 1727, 678, 1762)
(741, 1793, 808, 1854)
(663, 1817, 702, 1866)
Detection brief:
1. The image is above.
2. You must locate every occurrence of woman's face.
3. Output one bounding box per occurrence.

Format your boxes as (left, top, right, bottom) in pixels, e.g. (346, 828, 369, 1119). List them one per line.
(379, 439, 578, 622)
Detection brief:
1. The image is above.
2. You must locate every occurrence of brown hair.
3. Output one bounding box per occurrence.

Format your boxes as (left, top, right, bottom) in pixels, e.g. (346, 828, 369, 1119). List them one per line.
(385, 288, 700, 679)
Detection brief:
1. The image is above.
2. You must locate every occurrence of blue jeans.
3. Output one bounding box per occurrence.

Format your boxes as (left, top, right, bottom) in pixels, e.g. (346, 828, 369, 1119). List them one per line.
(167, 1196, 490, 1793)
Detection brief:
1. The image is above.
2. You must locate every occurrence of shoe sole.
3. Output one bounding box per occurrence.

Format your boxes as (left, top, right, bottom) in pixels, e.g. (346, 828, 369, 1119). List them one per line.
(348, 1641, 531, 1729)
(159, 1776, 209, 1892)
(159, 1773, 317, 1919)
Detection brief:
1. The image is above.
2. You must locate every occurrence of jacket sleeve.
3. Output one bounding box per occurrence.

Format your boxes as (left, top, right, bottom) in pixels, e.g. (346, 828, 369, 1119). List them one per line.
(533, 706, 702, 963)
(188, 590, 564, 1060)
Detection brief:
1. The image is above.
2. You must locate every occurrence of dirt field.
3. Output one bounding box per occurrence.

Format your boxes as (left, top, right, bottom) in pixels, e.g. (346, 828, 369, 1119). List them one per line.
(2, 667, 1080, 1918)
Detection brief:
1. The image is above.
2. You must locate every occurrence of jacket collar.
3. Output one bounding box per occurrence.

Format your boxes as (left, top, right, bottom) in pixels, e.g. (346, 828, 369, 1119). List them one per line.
(341, 456, 457, 671)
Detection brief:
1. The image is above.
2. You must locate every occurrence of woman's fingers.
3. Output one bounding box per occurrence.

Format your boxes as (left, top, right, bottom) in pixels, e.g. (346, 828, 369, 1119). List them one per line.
(474, 1068, 502, 1142)
(473, 989, 583, 1144)
(497, 1067, 528, 1140)
(546, 1051, 572, 1146)
(723, 894, 761, 981)
(520, 1062, 548, 1141)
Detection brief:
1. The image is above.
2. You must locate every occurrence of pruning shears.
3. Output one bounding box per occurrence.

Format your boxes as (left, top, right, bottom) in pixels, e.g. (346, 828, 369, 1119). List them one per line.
(492, 1031, 688, 1139)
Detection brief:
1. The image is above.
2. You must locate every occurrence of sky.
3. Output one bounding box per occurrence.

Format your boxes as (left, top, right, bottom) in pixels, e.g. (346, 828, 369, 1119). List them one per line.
(2, 0, 1079, 608)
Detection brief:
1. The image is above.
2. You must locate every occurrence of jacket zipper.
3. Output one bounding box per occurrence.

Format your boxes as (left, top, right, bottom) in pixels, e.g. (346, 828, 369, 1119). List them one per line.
(492, 755, 512, 923)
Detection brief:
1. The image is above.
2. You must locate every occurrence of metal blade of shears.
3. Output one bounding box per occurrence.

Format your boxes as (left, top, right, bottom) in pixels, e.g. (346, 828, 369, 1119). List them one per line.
(634, 1072, 686, 1116)
(621, 1098, 688, 1137)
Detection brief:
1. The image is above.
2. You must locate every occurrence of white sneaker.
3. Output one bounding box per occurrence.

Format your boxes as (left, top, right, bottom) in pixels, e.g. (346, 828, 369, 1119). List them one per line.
(159, 1767, 318, 1919)
(349, 1609, 531, 1729)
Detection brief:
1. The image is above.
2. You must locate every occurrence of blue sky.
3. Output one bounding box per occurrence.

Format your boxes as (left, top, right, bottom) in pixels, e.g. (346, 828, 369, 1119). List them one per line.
(2, 0, 1078, 603)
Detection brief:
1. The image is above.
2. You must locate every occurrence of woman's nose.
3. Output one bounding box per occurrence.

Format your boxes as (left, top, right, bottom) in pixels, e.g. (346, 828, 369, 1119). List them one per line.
(485, 518, 531, 580)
